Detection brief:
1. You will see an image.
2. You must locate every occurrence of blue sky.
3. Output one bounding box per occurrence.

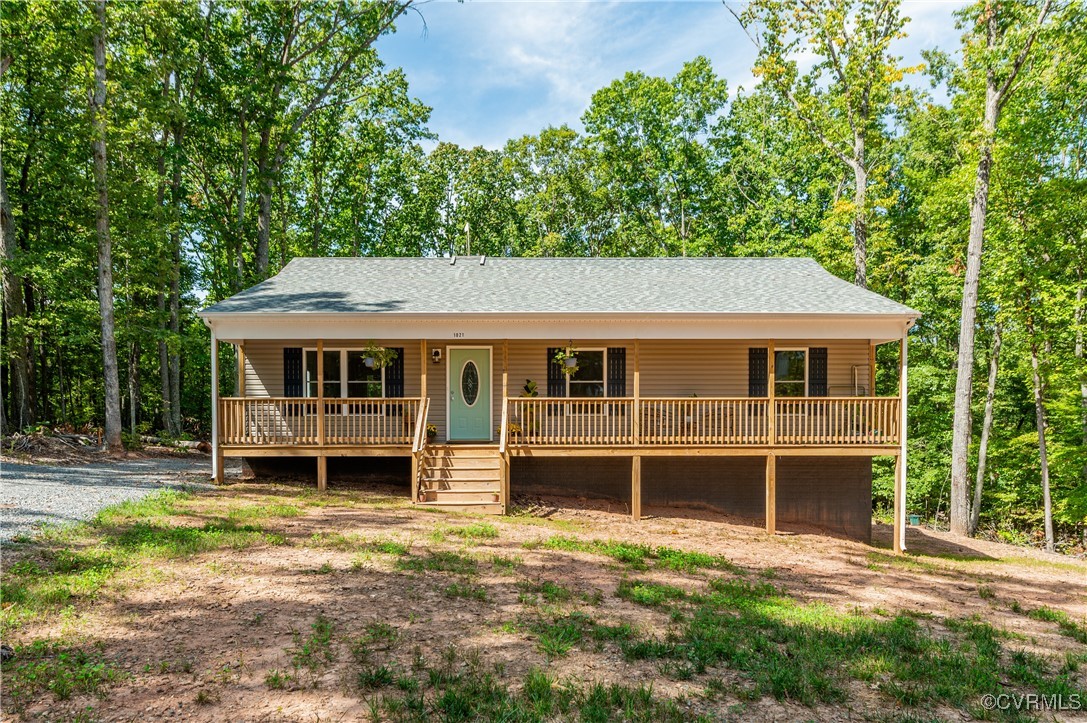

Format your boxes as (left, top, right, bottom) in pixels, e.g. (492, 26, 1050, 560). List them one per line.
(377, 1, 968, 151)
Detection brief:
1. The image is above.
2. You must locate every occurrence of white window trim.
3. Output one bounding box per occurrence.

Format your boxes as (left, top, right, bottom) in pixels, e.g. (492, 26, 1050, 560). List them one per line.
(302, 348, 386, 411)
(565, 347, 608, 398)
(773, 347, 808, 398)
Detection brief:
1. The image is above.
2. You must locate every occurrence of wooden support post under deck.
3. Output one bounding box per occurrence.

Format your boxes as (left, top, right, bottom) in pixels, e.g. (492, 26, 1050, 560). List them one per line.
(501, 455, 511, 514)
(765, 452, 776, 534)
(317, 456, 327, 492)
(316, 340, 325, 449)
(631, 455, 642, 520)
(894, 331, 909, 554)
(210, 329, 223, 483)
(767, 340, 776, 445)
(410, 453, 419, 503)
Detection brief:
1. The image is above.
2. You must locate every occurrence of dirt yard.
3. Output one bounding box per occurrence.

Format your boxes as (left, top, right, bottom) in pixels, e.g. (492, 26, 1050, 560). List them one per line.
(2, 479, 1085, 722)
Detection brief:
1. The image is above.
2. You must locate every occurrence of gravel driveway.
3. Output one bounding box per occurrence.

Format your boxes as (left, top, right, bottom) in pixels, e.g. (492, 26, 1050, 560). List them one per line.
(0, 457, 214, 543)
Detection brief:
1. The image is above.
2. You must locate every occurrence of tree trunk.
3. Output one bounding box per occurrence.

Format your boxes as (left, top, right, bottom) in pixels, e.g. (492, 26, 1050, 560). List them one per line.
(1026, 320, 1055, 552)
(949, 78, 1000, 537)
(852, 138, 867, 289)
(91, 0, 123, 453)
(128, 339, 139, 435)
(969, 322, 1001, 535)
(236, 108, 248, 289)
(158, 290, 173, 432)
(1077, 280, 1087, 483)
(0, 136, 34, 432)
(255, 128, 272, 278)
(168, 112, 183, 435)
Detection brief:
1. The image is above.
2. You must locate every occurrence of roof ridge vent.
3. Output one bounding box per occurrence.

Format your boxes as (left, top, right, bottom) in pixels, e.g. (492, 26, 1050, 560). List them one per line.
(450, 255, 457, 266)
(479, 255, 486, 266)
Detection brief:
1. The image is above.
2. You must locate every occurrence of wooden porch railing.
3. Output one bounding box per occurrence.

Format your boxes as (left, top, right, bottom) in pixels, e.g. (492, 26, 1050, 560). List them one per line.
(639, 398, 769, 445)
(219, 397, 422, 446)
(503, 396, 900, 448)
(411, 397, 431, 454)
(505, 398, 635, 446)
(774, 397, 899, 446)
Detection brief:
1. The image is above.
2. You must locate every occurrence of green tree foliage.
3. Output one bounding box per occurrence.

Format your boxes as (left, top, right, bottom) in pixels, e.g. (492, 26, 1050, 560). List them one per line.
(1, 0, 1084, 547)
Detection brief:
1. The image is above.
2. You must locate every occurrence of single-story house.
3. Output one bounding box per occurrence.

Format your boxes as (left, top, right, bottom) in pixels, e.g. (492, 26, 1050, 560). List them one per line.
(199, 256, 917, 550)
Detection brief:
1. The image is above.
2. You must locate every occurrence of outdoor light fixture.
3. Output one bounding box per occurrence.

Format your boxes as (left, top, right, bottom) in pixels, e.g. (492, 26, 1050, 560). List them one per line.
(432, 349, 442, 364)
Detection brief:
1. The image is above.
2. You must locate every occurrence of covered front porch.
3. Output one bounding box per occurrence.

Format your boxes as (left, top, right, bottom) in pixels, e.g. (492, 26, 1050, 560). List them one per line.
(209, 336, 910, 552)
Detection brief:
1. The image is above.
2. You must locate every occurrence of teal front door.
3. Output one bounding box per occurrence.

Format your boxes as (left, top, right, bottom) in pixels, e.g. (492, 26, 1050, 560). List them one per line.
(447, 348, 492, 441)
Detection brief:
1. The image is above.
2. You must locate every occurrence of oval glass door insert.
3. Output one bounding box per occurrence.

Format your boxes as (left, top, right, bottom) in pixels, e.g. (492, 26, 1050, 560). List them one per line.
(461, 361, 480, 406)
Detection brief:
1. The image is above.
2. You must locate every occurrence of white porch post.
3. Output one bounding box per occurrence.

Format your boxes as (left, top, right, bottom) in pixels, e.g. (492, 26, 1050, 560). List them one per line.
(210, 327, 221, 482)
(894, 330, 908, 553)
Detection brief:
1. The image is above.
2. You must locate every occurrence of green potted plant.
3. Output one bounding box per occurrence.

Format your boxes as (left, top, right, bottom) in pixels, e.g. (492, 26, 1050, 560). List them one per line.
(362, 340, 398, 370)
(425, 423, 437, 443)
(553, 344, 578, 376)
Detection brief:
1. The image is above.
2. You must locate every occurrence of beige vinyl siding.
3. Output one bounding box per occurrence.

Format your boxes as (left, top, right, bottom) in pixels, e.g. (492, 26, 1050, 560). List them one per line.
(240, 340, 421, 400)
(238, 338, 875, 442)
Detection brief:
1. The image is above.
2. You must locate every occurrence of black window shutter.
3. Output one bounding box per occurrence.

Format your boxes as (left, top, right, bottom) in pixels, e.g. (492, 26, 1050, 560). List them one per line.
(809, 347, 828, 397)
(607, 347, 626, 397)
(546, 347, 565, 397)
(386, 348, 405, 397)
(284, 348, 303, 396)
(748, 347, 768, 397)
(384, 348, 405, 417)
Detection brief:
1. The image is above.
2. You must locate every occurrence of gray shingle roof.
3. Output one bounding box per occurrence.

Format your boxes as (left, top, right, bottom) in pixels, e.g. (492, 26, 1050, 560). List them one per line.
(199, 257, 919, 317)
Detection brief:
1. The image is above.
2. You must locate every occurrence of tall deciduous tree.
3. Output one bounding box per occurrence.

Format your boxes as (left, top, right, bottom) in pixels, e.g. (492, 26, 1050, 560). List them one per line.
(948, 0, 1054, 537)
(90, 0, 122, 451)
(733, 0, 914, 288)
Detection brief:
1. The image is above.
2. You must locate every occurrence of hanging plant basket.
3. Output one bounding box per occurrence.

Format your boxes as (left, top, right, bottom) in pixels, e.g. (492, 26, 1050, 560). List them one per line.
(361, 340, 398, 370)
(553, 344, 579, 377)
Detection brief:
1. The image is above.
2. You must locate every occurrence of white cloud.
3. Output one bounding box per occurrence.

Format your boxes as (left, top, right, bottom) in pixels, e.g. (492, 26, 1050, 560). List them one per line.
(380, 0, 968, 149)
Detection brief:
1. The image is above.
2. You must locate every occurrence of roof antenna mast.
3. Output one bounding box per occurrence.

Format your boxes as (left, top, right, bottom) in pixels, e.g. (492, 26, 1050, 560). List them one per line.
(465, 220, 471, 256)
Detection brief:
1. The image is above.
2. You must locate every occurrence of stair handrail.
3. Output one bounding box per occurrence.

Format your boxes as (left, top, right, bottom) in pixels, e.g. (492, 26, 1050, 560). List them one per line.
(412, 397, 431, 454)
(498, 397, 509, 455)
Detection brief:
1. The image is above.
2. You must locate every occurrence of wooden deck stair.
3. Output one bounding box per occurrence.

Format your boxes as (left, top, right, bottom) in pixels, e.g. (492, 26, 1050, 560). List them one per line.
(416, 445, 503, 514)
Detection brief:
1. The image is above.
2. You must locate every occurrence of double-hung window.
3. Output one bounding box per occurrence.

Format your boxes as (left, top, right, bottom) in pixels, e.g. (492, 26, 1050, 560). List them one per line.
(774, 349, 807, 397)
(304, 349, 385, 412)
(567, 349, 606, 398)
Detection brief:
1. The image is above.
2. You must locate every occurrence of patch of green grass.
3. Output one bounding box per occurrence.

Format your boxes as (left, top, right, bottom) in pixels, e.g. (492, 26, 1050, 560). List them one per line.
(92, 489, 192, 526)
(357, 622, 400, 651)
(443, 582, 489, 602)
(1026, 606, 1087, 644)
(111, 519, 280, 556)
(524, 612, 635, 658)
(535, 536, 739, 573)
(2, 640, 125, 710)
(616, 578, 689, 608)
(264, 668, 292, 689)
(227, 503, 303, 520)
(289, 615, 335, 674)
(358, 664, 397, 690)
(449, 522, 499, 541)
(396, 551, 478, 576)
(611, 574, 1086, 710)
(489, 554, 522, 573)
(519, 580, 573, 604)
